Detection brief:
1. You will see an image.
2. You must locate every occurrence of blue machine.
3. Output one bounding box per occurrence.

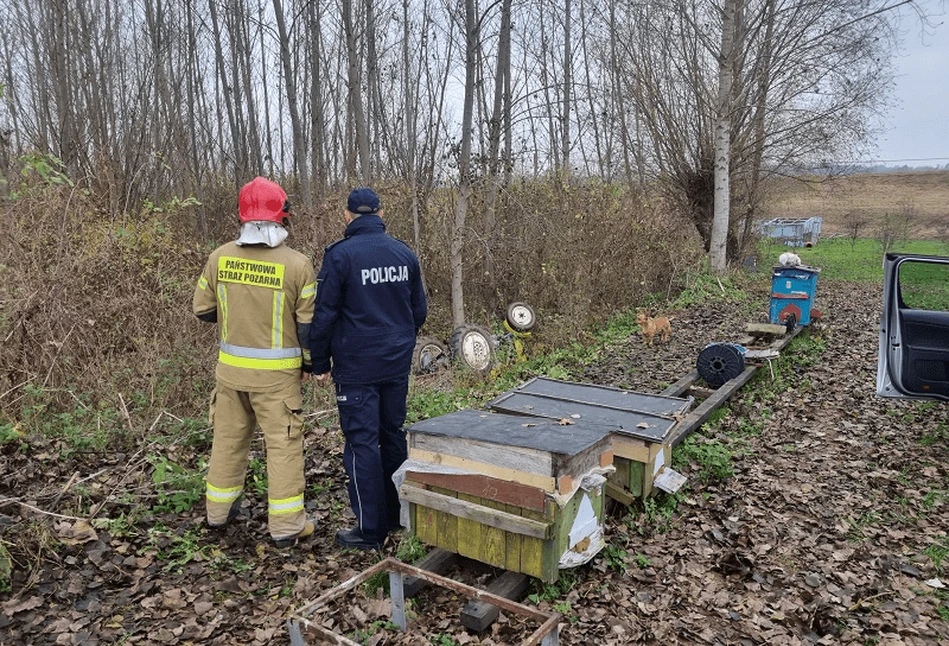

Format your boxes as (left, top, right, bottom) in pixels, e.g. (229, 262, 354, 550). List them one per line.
(769, 265, 821, 328)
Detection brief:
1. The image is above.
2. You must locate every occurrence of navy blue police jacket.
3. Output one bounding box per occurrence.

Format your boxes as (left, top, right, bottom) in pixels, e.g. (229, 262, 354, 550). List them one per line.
(309, 214, 428, 385)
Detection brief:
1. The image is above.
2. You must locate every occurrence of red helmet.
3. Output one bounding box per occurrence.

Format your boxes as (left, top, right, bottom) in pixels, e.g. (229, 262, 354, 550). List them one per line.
(238, 177, 290, 224)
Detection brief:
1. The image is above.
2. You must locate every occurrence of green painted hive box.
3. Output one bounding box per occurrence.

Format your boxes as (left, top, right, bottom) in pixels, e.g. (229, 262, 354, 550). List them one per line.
(401, 410, 613, 583)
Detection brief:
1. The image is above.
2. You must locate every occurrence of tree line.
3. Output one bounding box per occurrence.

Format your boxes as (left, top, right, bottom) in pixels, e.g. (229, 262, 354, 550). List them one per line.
(0, 0, 926, 318)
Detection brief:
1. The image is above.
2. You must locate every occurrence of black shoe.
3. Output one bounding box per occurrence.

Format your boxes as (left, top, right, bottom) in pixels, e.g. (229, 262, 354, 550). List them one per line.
(335, 527, 384, 551)
(207, 496, 245, 529)
(273, 519, 317, 549)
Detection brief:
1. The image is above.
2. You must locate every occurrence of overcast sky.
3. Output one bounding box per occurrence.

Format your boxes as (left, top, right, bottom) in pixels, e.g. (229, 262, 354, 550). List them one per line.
(872, 2, 949, 164)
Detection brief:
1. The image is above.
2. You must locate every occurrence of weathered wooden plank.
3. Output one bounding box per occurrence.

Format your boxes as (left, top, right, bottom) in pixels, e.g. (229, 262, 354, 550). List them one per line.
(410, 433, 554, 477)
(659, 369, 699, 398)
(604, 480, 635, 506)
(402, 548, 459, 598)
(746, 323, 787, 336)
(413, 502, 438, 546)
(612, 437, 650, 463)
(600, 450, 613, 468)
(688, 386, 717, 400)
(461, 571, 531, 632)
(608, 458, 630, 498)
(407, 448, 557, 492)
(479, 497, 508, 569)
(627, 460, 645, 497)
(405, 470, 547, 511)
(400, 483, 551, 539)
(455, 493, 483, 563)
(431, 486, 459, 554)
(550, 436, 613, 482)
(668, 365, 758, 447)
(771, 324, 804, 349)
(518, 534, 544, 581)
(503, 503, 522, 573)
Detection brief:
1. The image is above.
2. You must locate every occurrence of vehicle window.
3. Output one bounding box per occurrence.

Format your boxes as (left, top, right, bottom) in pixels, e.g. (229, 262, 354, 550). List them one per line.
(899, 260, 949, 311)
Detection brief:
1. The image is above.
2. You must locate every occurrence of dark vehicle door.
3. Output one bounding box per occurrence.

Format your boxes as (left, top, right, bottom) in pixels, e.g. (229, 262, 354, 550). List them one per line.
(877, 253, 949, 401)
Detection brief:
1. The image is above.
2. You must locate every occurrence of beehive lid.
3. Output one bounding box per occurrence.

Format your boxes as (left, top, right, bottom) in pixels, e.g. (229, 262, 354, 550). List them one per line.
(488, 377, 692, 443)
(407, 409, 611, 457)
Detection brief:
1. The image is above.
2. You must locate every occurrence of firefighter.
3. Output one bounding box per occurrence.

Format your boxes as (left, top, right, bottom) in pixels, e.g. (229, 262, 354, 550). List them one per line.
(193, 177, 316, 548)
(310, 187, 427, 551)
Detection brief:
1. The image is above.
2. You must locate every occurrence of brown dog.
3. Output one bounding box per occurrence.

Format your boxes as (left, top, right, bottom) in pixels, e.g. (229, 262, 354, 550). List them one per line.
(636, 310, 672, 345)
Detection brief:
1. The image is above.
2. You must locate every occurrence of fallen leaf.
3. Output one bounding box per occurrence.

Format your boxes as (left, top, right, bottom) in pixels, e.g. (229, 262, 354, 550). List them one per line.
(57, 519, 98, 545)
(2, 596, 43, 615)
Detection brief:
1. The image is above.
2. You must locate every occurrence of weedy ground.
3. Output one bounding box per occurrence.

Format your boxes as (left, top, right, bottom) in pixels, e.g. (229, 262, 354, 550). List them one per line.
(1, 170, 948, 644)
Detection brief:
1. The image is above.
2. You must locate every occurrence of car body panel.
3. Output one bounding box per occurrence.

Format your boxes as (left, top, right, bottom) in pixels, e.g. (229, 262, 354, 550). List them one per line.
(877, 253, 949, 401)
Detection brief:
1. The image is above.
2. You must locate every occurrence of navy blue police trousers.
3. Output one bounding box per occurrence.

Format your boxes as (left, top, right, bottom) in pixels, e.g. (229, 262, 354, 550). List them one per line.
(334, 378, 409, 542)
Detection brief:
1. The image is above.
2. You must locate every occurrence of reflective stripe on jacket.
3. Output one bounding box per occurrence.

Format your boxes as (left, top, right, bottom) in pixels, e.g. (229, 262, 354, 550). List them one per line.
(193, 241, 315, 392)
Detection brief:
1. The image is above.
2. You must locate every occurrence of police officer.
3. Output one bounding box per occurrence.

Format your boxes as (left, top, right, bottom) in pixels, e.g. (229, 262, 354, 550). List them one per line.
(193, 177, 316, 548)
(310, 187, 427, 550)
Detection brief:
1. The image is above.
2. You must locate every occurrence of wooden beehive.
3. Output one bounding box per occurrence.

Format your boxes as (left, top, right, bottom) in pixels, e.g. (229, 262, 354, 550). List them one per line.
(489, 378, 690, 501)
(401, 409, 613, 583)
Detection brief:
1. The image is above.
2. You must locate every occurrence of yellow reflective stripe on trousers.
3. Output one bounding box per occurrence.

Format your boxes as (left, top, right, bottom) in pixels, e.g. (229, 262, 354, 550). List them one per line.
(300, 282, 316, 299)
(271, 291, 284, 349)
(198, 276, 209, 290)
(217, 284, 228, 341)
(269, 494, 304, 515)
(207, 482, 243, 503)
(219, 351, 302, 371)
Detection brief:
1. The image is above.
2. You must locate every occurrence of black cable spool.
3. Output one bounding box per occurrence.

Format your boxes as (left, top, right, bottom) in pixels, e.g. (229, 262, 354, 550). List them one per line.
(697, 343, 745, 387)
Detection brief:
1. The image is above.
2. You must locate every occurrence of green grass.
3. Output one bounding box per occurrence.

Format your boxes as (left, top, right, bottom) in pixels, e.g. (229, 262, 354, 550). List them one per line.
(923, 536, 949, 576)
(673, 435, 735, 483)
(898, 259, 949, 311)
(600, 544, 628, 573)
(149, 454, 206, 513)
(759, 238, 949, 283)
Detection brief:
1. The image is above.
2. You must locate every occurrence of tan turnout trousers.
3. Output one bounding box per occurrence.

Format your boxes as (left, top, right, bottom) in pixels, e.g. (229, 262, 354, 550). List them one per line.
(206, 382, 306, 540)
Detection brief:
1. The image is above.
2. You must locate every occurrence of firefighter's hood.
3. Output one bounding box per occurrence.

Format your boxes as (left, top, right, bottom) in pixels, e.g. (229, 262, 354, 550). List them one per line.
(236, 221, 288, 248)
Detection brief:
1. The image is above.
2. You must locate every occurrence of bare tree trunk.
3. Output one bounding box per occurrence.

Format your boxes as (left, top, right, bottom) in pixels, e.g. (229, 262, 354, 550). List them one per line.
(538, 12, 558, 175)
(342, 0, 371, 183)
(272, 0, 310, 206)
(711, 0, 741, 272)
(225, 1, 249, 179)
(450, 0, 477, 327)
(402, 0, 421, 251)
(561, 0, 572, 174)
(482, 0, 512, 293)
(234, 0, 262, 175)
(740, 0, 775, 252)
(308, 0, 327, 191)
(579, 0, 604, 178)
(208, 0, 242, 182)
(258, 0, 274, 177)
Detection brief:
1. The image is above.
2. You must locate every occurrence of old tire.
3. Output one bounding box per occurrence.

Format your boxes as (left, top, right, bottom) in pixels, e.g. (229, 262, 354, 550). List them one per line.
(412, 337, 449, 375)
(449, 324, 496, 375)
(505, 302, 537, 332)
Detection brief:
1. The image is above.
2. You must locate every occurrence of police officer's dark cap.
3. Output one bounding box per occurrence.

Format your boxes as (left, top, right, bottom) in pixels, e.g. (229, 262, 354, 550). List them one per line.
(347, 187, 381, 214)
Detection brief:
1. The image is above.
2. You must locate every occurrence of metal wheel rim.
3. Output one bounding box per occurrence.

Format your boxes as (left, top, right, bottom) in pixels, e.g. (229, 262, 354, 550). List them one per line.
(418, 343, 445, 371)
(509, 304, 534, 329)
(460, 332, 492, 371)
